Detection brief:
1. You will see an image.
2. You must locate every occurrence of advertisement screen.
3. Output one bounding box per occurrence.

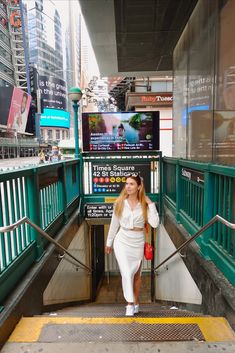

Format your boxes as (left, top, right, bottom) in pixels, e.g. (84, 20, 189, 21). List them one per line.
(82, 111, 159, 152)
(7, 87, 32, 133)
(40, 108, 70, 128)
(0, 87, 13, 127)
(39, 75, 67, 110)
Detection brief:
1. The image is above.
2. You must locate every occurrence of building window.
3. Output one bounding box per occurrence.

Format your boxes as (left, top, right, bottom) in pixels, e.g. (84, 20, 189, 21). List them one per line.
(56, 129, 60, 140)
(48, 129, 52, 140)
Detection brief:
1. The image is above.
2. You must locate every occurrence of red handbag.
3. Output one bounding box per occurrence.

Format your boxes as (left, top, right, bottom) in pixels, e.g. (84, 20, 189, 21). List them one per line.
(144, 242, 153, 260)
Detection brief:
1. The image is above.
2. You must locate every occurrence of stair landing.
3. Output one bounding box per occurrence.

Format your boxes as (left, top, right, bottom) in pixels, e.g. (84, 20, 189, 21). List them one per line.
(2, 304, 235, 353)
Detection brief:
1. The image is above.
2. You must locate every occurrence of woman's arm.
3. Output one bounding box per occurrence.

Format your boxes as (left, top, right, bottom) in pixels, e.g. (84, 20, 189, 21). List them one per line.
(146, 196, 159, 228)
(106, 209, 120, 248)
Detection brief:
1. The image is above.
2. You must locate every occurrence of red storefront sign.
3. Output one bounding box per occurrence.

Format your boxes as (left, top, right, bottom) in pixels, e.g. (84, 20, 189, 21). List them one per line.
(126, 92, 173, 107)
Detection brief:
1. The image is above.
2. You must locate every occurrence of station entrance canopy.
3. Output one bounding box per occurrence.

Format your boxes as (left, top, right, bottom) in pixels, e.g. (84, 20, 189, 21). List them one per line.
(79, 0, 198, 76)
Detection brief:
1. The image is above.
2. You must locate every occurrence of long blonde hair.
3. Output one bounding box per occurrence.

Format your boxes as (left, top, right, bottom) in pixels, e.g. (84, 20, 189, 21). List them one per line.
(114, 174, 148, 222)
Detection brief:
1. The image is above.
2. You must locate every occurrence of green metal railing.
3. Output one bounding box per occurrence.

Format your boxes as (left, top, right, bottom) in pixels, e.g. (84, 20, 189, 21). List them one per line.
(0, 216, 92, 272)
(154, 214, 235, 273)
(0, 159, 80, 303)
(1, 153, 234, 306)
(40, 181, 64, 229)
(163, 157, 235, 285)
(0, 152, 162, 305)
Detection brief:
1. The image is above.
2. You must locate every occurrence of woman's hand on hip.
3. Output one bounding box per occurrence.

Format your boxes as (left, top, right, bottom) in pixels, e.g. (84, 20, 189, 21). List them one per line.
(105, 246, 112, 254)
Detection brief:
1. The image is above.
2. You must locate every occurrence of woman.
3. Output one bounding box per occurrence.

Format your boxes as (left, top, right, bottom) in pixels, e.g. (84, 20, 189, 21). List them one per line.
(115, 123, 128, 143)
(105, 174, 159, 316)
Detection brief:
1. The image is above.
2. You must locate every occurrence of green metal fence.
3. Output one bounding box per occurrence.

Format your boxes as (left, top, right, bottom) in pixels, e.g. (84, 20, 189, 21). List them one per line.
(163, 157, 235, 286)
(1, 154, 234, 305)
(0, 159, 80, 303)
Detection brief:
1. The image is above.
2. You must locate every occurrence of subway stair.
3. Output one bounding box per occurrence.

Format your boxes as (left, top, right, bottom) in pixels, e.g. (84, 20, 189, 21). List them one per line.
(2, 302, 235, 353)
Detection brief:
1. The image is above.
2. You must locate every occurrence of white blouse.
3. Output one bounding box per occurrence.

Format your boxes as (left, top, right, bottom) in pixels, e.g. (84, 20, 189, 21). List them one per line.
(106, 199, 159, 247)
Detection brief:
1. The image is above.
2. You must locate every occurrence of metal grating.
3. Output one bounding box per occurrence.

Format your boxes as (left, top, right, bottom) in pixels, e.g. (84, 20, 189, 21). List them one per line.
(39, 323, 205, 342)
(53, 304, 202, 318)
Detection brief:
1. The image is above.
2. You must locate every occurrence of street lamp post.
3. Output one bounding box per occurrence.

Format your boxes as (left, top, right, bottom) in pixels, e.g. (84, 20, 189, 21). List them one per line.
(68, 87, 82, 158)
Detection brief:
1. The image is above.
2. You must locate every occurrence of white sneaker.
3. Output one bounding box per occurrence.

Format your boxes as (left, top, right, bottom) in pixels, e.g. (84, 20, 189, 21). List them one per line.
(125, 304, 134, 316)
(134, 304, 139, 314)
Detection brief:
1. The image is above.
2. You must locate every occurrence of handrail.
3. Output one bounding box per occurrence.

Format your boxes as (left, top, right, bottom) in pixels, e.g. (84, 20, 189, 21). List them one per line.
(154, 215, 235, 273)
(0, 216, 92, 273)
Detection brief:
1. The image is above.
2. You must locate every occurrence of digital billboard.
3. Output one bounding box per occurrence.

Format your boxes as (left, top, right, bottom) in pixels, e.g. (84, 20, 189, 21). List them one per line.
(0, 87, 13, 127)
(40, 108, 70, 128)
(38, 75, 67, 110)
(82, 111, 159, 152)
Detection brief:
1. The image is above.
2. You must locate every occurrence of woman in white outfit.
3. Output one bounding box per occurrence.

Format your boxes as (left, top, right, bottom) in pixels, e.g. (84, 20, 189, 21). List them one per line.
(105, 174, 159, 316)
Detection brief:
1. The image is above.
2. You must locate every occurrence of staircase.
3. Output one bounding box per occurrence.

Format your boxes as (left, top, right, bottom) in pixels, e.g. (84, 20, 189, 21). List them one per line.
(1, 274, 235, 352)
(2, 301, 235, 353)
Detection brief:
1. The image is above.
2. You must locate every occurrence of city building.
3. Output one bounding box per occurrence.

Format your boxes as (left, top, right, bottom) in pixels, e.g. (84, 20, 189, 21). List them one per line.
(0, 0, 29, 90)
(65, 1, 100, 143)
(25, 0, 63, 79)
(0, 0, 16, 88)
(125, 77, 173, 157)
(0, 0, 39, 159)
(25, 0, 69, 144)
(64, 0, 82, 139)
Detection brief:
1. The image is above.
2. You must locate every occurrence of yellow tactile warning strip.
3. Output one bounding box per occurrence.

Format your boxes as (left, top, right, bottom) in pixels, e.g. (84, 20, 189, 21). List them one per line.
(8, 317, 235, 343)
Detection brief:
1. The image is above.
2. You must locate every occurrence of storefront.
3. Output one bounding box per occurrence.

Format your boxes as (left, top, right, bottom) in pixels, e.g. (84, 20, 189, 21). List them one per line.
(125, 92, 173, 156)
(173, 0, 235, 165)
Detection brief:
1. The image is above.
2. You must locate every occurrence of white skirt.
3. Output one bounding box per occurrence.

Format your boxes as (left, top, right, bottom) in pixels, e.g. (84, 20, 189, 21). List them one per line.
(113, 227, 144, 302)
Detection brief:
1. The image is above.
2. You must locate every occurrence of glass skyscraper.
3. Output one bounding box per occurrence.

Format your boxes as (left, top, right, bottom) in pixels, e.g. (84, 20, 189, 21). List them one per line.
(25, 0, 63, 79)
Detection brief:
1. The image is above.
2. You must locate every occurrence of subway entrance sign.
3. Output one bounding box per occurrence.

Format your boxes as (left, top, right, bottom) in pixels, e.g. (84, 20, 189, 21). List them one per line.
(85, 203, 113, 219)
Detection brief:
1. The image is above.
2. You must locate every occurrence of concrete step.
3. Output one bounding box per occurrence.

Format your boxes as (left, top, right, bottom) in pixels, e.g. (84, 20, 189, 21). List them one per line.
(2, 303, 235, 353)
(2, 304, 234, 353)
(46, 303, 203, 317)
(3, 341, 235, 353)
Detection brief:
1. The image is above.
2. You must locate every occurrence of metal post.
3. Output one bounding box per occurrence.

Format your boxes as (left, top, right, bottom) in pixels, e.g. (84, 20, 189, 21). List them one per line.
(72, 101, 79, 158)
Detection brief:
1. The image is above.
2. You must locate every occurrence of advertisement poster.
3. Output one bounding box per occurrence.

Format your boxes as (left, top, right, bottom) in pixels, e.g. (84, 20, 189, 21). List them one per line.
(39, 75, 67, 110)
(91, 163, 151, 194)
(7, 87, 31, 133)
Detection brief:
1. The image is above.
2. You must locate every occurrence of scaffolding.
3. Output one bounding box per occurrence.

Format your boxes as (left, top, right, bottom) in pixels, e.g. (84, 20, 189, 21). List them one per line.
(7, 0, 29, 91)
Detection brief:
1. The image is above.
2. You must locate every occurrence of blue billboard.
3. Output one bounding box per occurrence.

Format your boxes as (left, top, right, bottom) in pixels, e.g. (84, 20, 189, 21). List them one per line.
(40, 108, 70, 128)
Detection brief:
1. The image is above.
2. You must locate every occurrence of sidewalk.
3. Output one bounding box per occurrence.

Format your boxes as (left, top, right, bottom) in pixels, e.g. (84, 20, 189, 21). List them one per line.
(0, 157, 40, 171)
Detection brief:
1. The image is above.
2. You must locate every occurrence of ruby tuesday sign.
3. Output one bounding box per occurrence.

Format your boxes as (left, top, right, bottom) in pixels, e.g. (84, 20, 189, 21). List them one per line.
(141, 94, 173, 104)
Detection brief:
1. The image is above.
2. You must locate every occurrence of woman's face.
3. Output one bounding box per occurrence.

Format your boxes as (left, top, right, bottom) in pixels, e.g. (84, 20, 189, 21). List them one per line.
(21, 95, 27, 113)
(118, 127, 124, 136)
(125, 177, 139, 196)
